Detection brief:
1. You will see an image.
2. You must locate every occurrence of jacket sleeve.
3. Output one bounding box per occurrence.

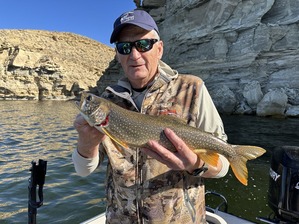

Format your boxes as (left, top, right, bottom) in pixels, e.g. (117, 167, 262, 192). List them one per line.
(196, 82, 229, 178)
(196, 82, 228, 142)
(72, 145, 106, 177)
(72, 148, 99, 177)
(214, 154, 230, 178)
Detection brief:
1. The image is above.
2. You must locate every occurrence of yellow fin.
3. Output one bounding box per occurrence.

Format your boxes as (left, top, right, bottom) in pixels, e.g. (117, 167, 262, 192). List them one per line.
(101, 128, 129, 150)
(111, 140, 125, 154)
(230, 145, 266, 186)
(230, 158, 248, 186)
(193, 149, 219, 167)
(232, 145, 266, 160)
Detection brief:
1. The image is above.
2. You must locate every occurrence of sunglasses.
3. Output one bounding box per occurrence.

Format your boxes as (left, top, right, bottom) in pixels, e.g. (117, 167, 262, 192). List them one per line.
(115, 39, 159, 55)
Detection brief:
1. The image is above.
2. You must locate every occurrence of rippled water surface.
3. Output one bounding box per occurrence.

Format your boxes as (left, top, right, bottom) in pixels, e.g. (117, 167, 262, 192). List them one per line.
(0, 101, 106, 223)
(0, 101, 298, 223)
(206, 115, 299, 223)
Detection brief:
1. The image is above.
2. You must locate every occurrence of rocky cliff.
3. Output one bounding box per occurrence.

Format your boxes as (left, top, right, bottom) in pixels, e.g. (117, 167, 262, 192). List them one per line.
(0, 30, 115, 100)
(1, 0, 299, 117)
(136, 0, 299, 117)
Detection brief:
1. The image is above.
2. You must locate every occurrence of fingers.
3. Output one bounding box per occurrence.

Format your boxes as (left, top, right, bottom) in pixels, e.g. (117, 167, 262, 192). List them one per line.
(141, 140, 184, 169)
(74, 113, 105, 158)
(141, 128, 199, 172)
(141, 144, 165, 163)
(74, 114, 85, 128)
(163, 128, 189, 154)
(73, 114, 100, 135)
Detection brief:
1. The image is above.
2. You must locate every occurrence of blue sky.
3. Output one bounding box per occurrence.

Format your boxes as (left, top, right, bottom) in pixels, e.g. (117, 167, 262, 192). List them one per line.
(0, 1, 136, 46)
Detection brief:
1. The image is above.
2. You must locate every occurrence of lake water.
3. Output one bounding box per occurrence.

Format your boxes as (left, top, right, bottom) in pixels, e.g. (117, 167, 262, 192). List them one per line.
(0, 101, 298, 223)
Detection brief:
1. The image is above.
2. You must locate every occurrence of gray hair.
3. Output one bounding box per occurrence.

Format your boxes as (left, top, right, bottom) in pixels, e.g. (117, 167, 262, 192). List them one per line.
(151, 30, 160, 41)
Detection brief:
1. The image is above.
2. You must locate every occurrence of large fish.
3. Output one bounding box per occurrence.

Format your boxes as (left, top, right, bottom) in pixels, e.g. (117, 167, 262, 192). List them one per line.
(76, 92, 266, 186)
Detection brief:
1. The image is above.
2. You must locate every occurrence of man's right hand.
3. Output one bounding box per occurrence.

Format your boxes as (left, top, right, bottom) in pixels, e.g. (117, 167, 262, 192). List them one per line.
(73, 113, 105, 158)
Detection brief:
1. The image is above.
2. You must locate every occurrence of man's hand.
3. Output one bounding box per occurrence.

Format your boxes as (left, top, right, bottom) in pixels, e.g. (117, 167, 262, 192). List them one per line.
(141, 128, 223, 177)
(73, 113, 105, 158)
(141, 128, 204, 173)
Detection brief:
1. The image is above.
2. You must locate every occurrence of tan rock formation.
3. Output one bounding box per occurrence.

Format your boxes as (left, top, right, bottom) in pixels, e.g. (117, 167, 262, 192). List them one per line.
(0, 30, 115, 100)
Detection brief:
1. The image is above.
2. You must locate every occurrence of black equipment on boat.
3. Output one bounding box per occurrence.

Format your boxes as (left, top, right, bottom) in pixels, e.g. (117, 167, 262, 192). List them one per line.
(28, 159, 47, 224)
(267, 146, 299, 223)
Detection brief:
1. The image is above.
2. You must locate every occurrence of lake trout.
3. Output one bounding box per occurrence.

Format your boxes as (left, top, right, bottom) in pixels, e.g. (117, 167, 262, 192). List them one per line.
(76, 92, 266, 186)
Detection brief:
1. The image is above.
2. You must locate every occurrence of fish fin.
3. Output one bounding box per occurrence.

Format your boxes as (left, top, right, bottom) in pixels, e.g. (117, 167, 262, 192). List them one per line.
(230, 145, 266, 186)
(111, 140, 125, 154)
(193, 149, 219, 167)
(230, 156, 248, 186)
(232, 145, 266, 160)
(101, 128, 129, 150)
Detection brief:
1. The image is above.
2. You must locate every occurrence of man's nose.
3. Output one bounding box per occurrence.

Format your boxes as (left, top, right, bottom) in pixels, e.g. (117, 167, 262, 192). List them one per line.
(129, 47, 142, 59)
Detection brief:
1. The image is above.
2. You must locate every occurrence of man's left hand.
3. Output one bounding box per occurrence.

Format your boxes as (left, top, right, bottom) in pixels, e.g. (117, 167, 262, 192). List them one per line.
(141, 128, 203, 173)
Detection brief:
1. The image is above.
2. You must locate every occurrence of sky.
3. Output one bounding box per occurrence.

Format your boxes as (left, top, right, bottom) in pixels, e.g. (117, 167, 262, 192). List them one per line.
(0, 1, 136, 46)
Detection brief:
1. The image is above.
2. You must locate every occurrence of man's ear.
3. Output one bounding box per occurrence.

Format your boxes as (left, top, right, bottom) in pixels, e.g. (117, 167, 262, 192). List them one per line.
(157, 41, 164, 60)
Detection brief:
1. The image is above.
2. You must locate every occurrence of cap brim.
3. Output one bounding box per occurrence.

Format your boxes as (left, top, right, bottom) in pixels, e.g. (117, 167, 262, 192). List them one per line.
(110, 22, 157, 44)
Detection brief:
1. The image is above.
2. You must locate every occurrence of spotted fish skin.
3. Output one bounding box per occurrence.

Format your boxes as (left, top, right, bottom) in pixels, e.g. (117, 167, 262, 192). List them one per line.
(76, 92, 266, 186)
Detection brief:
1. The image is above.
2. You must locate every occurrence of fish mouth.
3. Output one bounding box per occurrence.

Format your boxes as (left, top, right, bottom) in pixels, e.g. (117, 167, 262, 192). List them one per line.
(93, 114, 109, 134)
(95, 114, 109, 127)
(89, 106, 109, 128)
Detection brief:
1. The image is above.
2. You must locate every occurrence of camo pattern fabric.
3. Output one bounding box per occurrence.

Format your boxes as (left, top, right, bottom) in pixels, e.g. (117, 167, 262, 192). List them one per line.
(99, 60, 226, 224)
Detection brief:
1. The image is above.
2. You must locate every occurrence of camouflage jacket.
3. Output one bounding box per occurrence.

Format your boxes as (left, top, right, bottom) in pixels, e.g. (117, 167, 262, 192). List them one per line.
(73, 60, 227, 224)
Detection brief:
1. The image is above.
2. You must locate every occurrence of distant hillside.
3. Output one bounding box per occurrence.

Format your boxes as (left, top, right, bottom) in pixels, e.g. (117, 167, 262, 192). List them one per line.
(0, 29, 115, 100)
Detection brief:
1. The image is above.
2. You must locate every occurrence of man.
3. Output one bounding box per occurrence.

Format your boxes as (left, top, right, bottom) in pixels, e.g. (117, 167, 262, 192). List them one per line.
(73, 9, 229, 224)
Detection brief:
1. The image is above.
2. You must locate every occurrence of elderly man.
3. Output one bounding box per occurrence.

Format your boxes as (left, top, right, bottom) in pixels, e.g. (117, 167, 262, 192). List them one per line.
(73, 9, 229, 224)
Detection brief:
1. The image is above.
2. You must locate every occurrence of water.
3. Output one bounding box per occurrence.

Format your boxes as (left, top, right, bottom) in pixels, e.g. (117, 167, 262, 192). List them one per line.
(0, 101, 107, 223)
(0, 101, 298, 223)
(206, 115, 299, 223)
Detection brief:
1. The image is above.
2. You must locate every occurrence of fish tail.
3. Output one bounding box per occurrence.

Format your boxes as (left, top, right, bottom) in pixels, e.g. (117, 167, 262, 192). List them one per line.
(230, 145, 266, 186)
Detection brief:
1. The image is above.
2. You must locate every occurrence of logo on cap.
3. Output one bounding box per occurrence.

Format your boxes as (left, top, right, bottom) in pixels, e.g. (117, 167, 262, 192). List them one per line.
(120, 12, 134, 24)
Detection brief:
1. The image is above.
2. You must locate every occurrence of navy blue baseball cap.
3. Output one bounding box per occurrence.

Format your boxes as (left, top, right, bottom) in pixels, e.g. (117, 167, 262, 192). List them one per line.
(110, 10, 159, 44)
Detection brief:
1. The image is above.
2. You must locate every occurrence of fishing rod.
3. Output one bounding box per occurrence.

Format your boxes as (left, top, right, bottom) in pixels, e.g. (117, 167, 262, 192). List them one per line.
(28, 159, 47, 224)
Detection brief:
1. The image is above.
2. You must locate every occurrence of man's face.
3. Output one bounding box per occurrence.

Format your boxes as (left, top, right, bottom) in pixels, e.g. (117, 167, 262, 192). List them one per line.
(116, 26, 163, 89)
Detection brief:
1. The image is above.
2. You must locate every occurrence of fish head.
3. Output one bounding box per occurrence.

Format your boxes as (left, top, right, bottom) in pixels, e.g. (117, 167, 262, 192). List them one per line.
(76, 92, 110, 129)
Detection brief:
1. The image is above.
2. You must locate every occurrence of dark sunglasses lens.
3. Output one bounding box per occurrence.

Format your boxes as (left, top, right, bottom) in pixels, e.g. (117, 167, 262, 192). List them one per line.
(116, 39, 157, 55)
(116, 42, 132, 55)
(135, 39, 152, 52)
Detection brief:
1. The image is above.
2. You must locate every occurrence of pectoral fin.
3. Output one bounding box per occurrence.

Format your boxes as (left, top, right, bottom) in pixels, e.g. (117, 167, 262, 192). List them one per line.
(111, 140, 125, 154)
(193, 149, 219, 167)
(101, 128, 129, 151)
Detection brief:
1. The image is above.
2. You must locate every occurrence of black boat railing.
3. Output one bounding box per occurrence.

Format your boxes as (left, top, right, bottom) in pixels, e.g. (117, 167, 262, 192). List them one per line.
(28, 159, 47, 224)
